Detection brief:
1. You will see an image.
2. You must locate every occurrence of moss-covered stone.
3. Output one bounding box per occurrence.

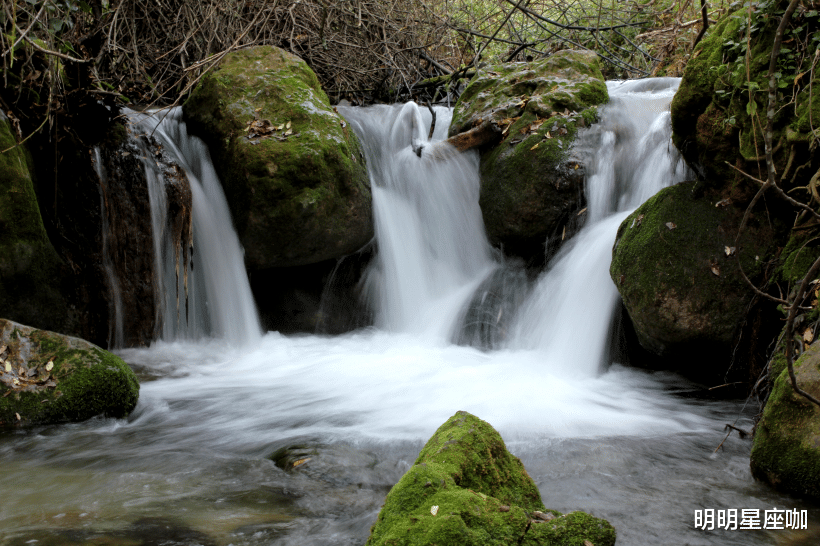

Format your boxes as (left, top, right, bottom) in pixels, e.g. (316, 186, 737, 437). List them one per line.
(0, 112, 72, 334)
(610, 181, 777, 380)
(183, 46, 372, 269)
(751, 342, 820, 499)
(671, 1, 819, 191)
(0, 318, 139, 427)
(449, 51, 609, 261)
(365, 411, 616, 546)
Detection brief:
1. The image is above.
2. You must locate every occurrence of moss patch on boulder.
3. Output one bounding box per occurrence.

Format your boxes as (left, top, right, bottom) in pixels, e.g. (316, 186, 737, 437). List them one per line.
(0, 318, 139, 427)
(671, 1, 820, 193)
(365, 411, 616, 546)
(610, 181, 777, 380)
(751, 343, 820, 499)
(183, 46, 372, 269)
(449, 51, 608, 261)
(0, 112, 71, 334)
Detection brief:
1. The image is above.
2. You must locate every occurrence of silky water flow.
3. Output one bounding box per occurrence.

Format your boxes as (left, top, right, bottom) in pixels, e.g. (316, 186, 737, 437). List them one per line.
(0, 82, 816, 546)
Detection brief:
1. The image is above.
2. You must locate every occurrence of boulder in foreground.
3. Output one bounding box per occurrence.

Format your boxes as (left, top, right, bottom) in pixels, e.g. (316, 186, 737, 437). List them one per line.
(365, 411, 616, 546)
(0, 319, 139, 427)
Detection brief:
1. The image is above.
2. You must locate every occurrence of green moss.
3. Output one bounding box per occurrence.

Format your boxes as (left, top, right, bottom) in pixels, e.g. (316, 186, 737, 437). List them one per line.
(183, 46, 372, 269)
(610, 181, 776, 365)
(365, 411, 615, 546)
(751, 343, 820, 499)
(776, 231, 820, 285)
(0, 115, 70, 333)
(0, 319, 139, 427)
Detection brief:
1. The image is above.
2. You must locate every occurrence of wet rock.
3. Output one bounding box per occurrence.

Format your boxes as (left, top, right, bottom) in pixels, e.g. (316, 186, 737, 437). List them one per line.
(609, 181, 778, 383)
(0, 111, 74, 336)
(449, 51, 608, 262)
(751, 343, 820, 499)
(365, 411, 615, 546)
(183, 45, 372, 270)
(0, 318, 139, 427)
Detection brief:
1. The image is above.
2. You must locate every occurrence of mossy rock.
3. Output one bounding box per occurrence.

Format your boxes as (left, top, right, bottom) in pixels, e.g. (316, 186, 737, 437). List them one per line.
(0, 318, 139, 427)
(751, 342, 820, 499)
(0, 112, 72, 334)
(449, 51, 609, 260)
(610, 181, 777, 380)
(671, 1, 819, 191)
(183, 46, 372, 269)
(365, 411, 616, 546)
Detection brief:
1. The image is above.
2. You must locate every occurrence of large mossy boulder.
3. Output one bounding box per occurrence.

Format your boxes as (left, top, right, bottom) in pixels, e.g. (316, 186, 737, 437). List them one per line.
(751, 343, 820, 499)
(0, 112, 72, 335)
(183, 46, 372, 270)
(449, 50, 608, 260)
(610, 181, 777, 380)
(365, 411, 616, 546)
(0, 319, 139, 427)
(671, 0, 819, 190)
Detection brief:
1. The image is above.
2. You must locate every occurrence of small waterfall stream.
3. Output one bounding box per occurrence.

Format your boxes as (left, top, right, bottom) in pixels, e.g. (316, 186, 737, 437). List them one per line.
(1, 84, 817, 546)
(126, 108, 262, 345)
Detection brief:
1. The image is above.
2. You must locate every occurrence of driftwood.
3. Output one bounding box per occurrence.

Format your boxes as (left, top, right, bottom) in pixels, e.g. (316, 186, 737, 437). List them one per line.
(416, 120, 503, 160)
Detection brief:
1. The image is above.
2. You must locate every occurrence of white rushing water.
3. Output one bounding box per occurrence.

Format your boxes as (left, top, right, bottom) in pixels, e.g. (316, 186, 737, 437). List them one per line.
(8, 80, 813, 546)
(126, 108, 262, 345)
(510, 78, 692, 375)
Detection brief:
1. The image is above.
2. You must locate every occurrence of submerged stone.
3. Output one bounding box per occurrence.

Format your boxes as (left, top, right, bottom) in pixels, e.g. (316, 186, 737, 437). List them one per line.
(450, 51, 608, 262)
(365, 411, 616, 546)
(751, 343, 820, 499)
(609, 181, 777, 382)
(0, 319, 139, 427)
(183, 45, 372, 270)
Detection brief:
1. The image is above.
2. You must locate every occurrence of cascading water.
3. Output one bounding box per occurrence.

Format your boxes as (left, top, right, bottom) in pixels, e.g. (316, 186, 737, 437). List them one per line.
(126, 108, 262, 345)
(340, 103, 497, 339)
(3, 83, 817, 546)
(92, 147, 126, 349)
(510, 78, 692, 375)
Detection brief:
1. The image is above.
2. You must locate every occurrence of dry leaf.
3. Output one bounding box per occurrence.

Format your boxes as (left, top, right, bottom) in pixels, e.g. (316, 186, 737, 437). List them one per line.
(15, 413, 20, 421)
(4, 362, 10, 373)
(804, 328, 814, 344)
(292, 457, 311, 468)
(724, 246, 736, 256)
(561, 226, 566, 241)
(286, 121, 292, 129)
(634, 214, 644, 227)
(530, 143, 540, 151)
(583, 541, 595, 546)
(284, 129, 293, 136)
(715, 198, 732, 207)
(46, 361, 54, 372)
(577, 207, 587, 216)
(665, 222, 676, 230)
(431, 505, 439, 516)
(0, 344, 7, 354)
(574, 164, 579, 170)
(254, 107, 262, 112)
(545, 132, 552, 139)
(710, 264, 721, 276)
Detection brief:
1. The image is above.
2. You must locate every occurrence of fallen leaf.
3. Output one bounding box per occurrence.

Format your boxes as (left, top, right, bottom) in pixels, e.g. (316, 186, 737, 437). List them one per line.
(15, 413, 20, 421)
(4, 362, 10, 373)
(46, 361, 54, 372)
(499, 505, 510, 512)
(0, 344, 6, 354)
(284, 129, 293, 136)
(574, 164, 579, 170)
(254, 107, 262, 112)
(804, 328, 814, 344)
(715, 198, 732, 207)
(545, 132, 552, 139)
(286, 121, 292, 129)
(710, 264, 720, 276)
(577, 207, 587, 216)
(530, 143, 540, 151)
(665, 222, 677, 230)
(561, 226, 566, 241)
(584, 541, 595, 546)
(292, 457, 311, 468)
(431, 505, 439, 516)
(634, 213, 645, 227)
(725, 246, 736, 256)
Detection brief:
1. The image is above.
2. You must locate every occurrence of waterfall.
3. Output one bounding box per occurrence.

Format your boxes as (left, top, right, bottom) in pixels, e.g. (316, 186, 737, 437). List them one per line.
(126, 108, 262, 345)
(339, 103, 497, 339)
(510, 78, 691, 374)
(92, 147, 125, 348)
